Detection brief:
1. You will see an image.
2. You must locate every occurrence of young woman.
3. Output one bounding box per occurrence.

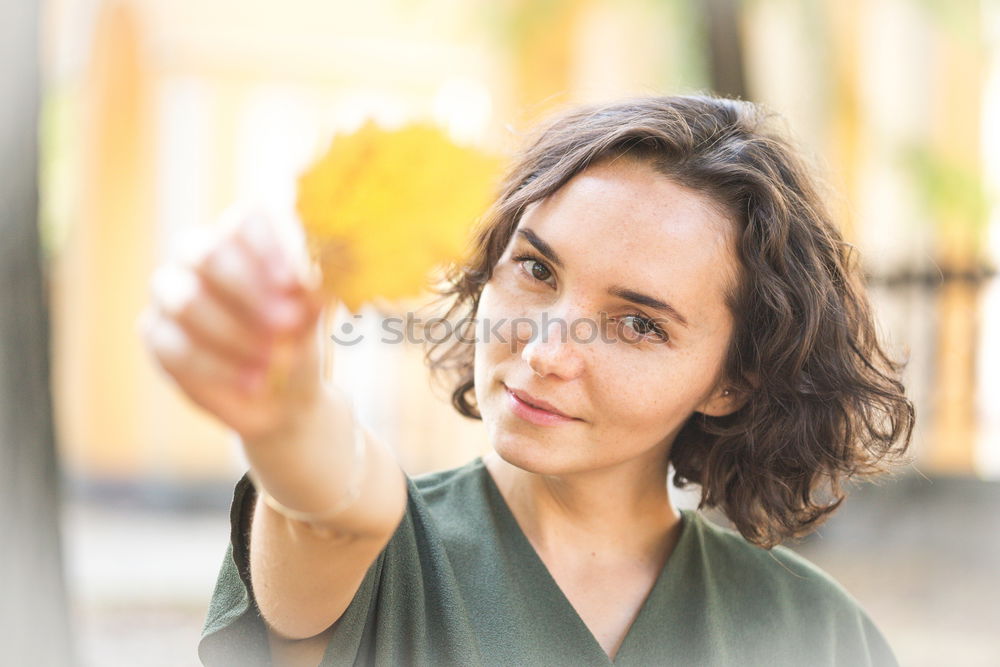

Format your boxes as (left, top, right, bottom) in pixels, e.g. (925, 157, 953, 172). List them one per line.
(142, 95, 913, 666)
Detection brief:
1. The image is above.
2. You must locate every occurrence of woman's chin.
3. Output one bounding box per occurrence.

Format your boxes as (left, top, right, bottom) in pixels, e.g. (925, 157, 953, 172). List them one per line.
(488, 434, 595, 477)
(483, 404, 595, 476)
(489, 436, 557, 475)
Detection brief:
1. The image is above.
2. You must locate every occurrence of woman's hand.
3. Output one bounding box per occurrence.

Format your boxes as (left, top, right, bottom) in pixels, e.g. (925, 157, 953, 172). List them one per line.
(138, 209, 326, 443)
(141, 208, 408, 642)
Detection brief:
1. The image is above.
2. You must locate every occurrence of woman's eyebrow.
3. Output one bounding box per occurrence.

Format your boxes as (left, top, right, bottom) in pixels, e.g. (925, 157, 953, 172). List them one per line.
(516, 228, 563, 268)
(608, 286, 690, 328)
(517, 227, 690, 329)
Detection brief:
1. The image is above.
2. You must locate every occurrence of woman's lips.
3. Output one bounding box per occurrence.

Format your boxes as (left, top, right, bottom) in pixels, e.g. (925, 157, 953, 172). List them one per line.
(504, 385, 579, 426)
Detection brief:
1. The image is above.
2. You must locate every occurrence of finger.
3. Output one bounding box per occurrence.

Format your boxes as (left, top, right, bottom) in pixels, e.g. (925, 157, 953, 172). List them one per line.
(142, 307, 266, 395)
(194, 235, 303, 332)
(237, 213, 299, 291)
(176, 208, 318, 331)
(150, 264, 273, 365)
(231, 222, 316, 335)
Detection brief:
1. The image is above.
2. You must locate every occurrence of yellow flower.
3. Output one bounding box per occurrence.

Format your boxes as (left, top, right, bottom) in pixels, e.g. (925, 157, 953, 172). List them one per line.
(296, 121, 501, 312)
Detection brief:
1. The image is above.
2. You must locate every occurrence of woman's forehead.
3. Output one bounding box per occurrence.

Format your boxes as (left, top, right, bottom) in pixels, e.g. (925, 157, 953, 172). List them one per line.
(511, 162, 739, 319)
(522, 160, 732, 239)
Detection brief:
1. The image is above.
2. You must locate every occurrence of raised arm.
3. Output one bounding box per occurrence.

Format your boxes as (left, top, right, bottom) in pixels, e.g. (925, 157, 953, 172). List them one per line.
(139, 210, 407, 650)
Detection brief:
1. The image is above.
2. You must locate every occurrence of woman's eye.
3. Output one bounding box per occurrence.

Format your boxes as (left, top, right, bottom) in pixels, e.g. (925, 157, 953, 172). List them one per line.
(528, 261, 551, 281)
(513, 255, 553, 283)
(619, 314, 669, 342)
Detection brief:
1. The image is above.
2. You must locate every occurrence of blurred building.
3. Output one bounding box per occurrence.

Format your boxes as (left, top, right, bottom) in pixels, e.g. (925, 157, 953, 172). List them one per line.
(40, 0, 999, 492)
(33, 2, 1000, 665)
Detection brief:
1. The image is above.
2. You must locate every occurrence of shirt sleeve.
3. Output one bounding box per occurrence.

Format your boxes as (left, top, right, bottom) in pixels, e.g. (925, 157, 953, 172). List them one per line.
(197, 473, 272, 666)
(844, 605, 899, 667)
(196, 473, 414, 667)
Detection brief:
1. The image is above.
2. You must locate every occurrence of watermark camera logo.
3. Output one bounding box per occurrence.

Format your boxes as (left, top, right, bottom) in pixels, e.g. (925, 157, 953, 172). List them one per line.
(329, 312, 667, 347)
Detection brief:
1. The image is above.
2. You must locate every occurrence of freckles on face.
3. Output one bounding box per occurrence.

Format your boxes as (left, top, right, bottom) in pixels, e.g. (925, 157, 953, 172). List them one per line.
(472, 159, 740, 471)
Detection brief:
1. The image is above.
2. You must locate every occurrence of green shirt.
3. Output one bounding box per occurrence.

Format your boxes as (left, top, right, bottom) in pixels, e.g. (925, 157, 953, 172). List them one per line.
(199, 457, 897, 666)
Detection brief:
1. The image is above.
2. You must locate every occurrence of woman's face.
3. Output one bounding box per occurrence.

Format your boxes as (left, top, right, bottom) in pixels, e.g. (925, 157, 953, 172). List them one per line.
(473, 159, 742, 476)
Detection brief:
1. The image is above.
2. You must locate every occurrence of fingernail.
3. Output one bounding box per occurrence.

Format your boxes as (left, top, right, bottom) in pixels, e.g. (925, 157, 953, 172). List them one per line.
(270, 260, 296, 290)
(261, 221, 300, 289)
(267, 299, 302, 329)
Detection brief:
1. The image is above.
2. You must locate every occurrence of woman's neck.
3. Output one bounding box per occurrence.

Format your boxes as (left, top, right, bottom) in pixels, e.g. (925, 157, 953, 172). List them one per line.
(482, 451, 681, 567)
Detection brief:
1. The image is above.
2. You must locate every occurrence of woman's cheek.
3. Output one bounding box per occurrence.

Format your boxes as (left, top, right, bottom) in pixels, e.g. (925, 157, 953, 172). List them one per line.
(481, 280, 533, 341)
(475, 284, 504, 347)
(473, 284, 512, 379)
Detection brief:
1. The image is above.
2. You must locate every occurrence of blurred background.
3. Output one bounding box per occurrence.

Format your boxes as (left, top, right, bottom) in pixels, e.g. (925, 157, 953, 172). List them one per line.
(2, 0, 998, 664)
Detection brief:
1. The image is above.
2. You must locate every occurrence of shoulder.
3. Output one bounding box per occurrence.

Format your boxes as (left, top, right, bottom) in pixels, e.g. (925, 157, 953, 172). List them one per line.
(684, 509, 855, 606)
(680, 511, 897, 665)
(390, 457, 495, 547)
(409, 457, 490, 512)
(411, 456, 487, 493)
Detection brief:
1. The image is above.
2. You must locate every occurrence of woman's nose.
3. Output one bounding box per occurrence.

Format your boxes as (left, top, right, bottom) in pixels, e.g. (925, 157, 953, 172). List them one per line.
(516, 311, 587, 380)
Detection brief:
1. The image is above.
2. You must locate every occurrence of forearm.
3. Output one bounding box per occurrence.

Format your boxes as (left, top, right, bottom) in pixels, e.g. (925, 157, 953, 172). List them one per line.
(244, 385, 407, 639)
(241, 384, 406, 537)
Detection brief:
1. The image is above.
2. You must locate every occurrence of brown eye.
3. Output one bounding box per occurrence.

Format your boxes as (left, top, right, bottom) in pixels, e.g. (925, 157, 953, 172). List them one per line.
(618, 314, 669, 343)
(513, 254, 554, 284)
(528, 260, 550, 281)
(624, 314, 655, 335)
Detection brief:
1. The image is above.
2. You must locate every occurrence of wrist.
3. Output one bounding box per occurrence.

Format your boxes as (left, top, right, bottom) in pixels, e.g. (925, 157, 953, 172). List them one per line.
(241, 379, 335, 451)
(247, 413, 365, 536)
(240, 385, 364, 520)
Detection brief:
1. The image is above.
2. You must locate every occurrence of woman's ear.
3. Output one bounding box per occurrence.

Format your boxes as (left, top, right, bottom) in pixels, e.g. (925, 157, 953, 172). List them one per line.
(696, 385, 747, 417)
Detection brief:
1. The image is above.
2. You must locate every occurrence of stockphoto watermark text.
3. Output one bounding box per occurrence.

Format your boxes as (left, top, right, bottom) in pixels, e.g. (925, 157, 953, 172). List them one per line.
(329, 312, 670, 347)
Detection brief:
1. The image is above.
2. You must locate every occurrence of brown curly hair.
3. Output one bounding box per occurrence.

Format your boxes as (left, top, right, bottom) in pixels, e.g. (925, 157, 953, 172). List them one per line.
(425, 95, 914, 548)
